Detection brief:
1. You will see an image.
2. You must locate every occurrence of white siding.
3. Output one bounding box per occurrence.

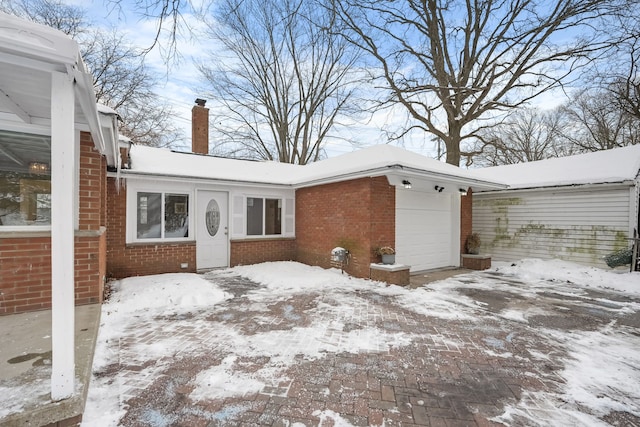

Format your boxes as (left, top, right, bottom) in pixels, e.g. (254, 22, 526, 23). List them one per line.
(473, 186, 634, 268)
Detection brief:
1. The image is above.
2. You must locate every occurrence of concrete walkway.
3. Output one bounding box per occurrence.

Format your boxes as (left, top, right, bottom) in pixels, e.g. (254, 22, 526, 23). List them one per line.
(0, 304, 101, 427)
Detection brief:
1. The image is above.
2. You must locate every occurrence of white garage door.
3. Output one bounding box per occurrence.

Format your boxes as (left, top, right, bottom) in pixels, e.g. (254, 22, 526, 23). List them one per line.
(395, 188, 457, 272)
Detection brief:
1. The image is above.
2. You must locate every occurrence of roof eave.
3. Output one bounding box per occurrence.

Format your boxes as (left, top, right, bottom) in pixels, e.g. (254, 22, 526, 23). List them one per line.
(113, 169, 295, 189)
(475, 180, 636, 195)
(293, 164, 507, 191)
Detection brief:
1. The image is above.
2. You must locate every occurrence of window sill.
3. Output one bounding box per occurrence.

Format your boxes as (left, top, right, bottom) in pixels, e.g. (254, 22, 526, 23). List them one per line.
(125, 240, 196, 247)
(0, 228, 105, 238)
(0, 228, 52, 238)
(231, 236, 295, 243)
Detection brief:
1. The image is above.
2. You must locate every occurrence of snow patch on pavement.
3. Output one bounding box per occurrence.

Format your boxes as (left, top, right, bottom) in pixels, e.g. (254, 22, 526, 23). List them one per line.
(190, 356, 265, 401)
(494, 259, 640, 295)
(495, 324, 640, 425)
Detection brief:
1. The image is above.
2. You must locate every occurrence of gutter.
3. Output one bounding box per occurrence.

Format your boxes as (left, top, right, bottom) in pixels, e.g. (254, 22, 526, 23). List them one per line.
(475, 180, 636, 196)
(106, 170, 296, 190)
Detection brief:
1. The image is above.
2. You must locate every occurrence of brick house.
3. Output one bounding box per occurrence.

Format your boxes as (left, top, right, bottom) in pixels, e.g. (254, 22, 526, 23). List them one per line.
(0, 13, 119, 398)
(107, 101, 504, 285)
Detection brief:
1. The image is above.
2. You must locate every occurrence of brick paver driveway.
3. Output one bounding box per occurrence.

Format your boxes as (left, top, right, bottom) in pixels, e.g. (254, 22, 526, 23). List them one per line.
(85, 264, 640, 426)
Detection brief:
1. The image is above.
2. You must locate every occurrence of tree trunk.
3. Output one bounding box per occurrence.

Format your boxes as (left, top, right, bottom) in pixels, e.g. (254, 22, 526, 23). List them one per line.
(445, 121, 462, 166)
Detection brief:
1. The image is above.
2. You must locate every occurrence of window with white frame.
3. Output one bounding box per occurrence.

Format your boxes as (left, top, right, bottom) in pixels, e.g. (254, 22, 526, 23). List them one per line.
(247, 197, 281, 236)
(136, 192, 189, 239)
(0, 129, 51, 227)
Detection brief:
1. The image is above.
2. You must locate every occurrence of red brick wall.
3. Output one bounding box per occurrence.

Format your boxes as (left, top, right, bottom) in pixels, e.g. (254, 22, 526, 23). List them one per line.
(230, 238, 296, 266)
(106, 178, 197, 278)
(0, 236, 52, 314)
(460, 188, 473, 253)
(0, 233, 105, 314)
(295, 176, 395, 279)
(0, 133, 107, 315)
(76, 134, 107, 304)
(369, 176, 396, 257)
(79, 132, 105, 231)
(75, 234, 105, 305)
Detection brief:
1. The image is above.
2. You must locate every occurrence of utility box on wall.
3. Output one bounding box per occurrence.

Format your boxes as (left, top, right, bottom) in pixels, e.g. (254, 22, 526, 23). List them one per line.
(331, 247, 349, 272)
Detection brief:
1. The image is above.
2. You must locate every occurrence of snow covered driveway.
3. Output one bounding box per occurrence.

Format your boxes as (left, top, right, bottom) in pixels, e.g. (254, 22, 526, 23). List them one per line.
(83, 260, 640, 426)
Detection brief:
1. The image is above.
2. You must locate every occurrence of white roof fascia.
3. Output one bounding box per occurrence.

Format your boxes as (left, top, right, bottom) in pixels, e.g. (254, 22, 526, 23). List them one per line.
(112, 170, 296, 190)
(70, 61, 107, 154)
(475, 180, 637, 196)
(97, 106, 121, 167)
(293, 164, 506, 191)
(386, 165, 506, 191)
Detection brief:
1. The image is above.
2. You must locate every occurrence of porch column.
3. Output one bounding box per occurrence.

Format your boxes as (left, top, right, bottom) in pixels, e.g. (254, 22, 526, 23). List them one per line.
(50, 71, 76, 400)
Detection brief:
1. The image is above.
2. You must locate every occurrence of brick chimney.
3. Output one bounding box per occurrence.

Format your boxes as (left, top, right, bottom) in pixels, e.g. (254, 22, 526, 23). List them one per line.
(192, 98, 209, 154)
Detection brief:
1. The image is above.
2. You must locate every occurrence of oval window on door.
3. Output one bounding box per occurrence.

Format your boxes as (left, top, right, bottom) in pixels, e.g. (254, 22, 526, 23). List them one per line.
(205, 199, 220, 236)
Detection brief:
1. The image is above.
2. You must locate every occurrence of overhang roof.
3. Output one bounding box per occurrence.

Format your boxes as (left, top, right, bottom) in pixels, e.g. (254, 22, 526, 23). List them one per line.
(0, 12, 119, 166)
(472, 144, 640, 191)
(124, 144, 506, 191)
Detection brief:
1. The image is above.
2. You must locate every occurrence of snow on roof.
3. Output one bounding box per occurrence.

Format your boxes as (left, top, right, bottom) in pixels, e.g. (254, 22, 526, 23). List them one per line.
(127, 145, 302, 185)
(473, 145, 640, 191)
(97, 103, 119, 116)
(126, 144, 505, 189)
(297, 144, 500, 186)
(0, 11, 80, 66)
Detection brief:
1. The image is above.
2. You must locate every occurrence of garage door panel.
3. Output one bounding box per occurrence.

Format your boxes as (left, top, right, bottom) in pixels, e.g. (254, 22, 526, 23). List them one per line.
(396, 189, 455, 271)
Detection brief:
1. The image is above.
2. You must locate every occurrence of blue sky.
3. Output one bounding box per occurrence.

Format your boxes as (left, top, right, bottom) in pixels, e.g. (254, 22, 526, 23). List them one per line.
(76, 0, 573, 161)
(74, 0, 475, 159)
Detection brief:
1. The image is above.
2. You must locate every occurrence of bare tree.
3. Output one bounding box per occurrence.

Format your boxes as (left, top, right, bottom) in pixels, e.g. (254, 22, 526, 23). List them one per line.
(1, 0, 183, 147)
(560, 89, 640, 151)
(613, 38, 640, 119)
(81, 30, 183, 147)
(198, 0, 361, 164)
(606, 13, 640, 121)
(105, 0, 190, 62)
(330, 0, 622, 165)
(0, 0, 87, 37)
(469, 108, 574, 166)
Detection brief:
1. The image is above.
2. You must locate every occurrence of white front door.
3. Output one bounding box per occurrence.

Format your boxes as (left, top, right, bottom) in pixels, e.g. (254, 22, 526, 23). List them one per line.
(196, 191, 228, 269)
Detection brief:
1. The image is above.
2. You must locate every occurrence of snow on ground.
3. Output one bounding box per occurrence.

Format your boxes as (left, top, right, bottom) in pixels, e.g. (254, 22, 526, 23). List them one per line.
(81, 259, 640, 426)
(83, 273, 230, 425)
(493, 258, 640, 295)
(0, 376, 52, 419)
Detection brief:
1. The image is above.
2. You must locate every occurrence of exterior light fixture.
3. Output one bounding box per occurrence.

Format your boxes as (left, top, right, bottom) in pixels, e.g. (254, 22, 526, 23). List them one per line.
(434, 185, 444, 192)
(29, 162, 49, 174)
(459, 188, 468, 196)
(402, 180, 412, 189)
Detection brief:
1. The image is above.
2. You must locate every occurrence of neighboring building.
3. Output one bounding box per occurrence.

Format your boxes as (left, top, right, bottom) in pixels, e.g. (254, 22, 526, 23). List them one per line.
(472, 146, 640, 268)
(107, 101, 505, 281)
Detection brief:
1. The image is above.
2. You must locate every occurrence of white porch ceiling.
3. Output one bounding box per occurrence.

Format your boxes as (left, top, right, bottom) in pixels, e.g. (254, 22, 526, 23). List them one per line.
(0, 57, 91, 126)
